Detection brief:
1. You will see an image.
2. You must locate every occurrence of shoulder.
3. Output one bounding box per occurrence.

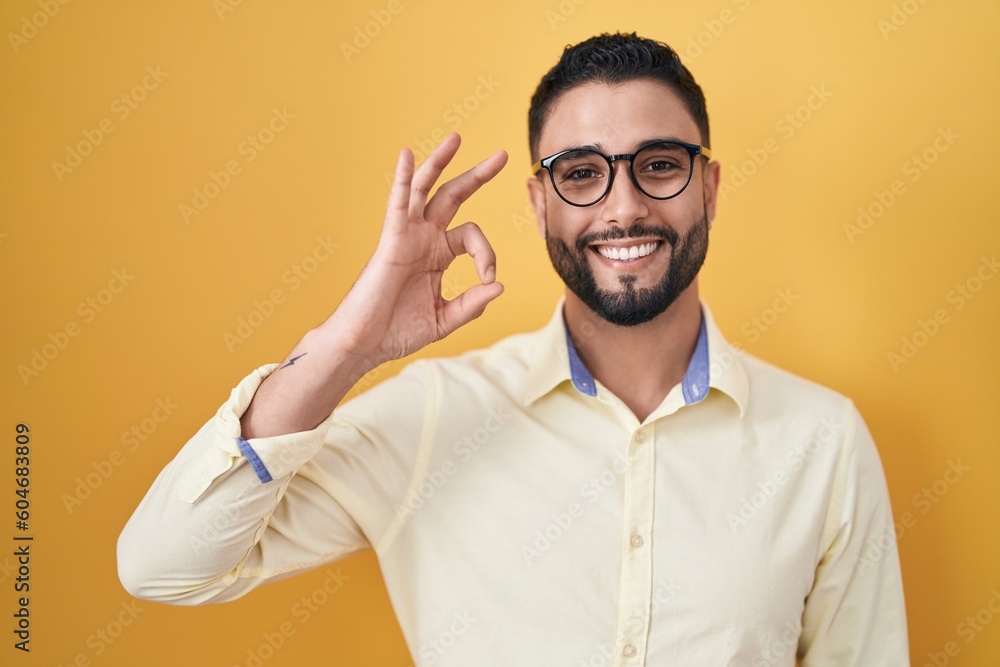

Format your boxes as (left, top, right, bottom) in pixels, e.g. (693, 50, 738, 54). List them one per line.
(735, 348, 861, 428)
(420, 325, 549, 394)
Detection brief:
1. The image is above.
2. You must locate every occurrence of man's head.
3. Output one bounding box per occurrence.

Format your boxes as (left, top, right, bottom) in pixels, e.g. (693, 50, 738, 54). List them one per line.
(526, 33, 719, 328)
(528, 32, 710, 164)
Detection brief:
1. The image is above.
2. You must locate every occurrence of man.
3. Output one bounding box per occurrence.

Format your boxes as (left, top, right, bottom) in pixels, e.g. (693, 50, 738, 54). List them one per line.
(119, 33, 909, 665)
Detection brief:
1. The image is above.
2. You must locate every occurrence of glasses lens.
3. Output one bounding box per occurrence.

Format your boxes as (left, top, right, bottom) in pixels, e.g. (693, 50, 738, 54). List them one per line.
(550, 150, 610, 206)
(632, 142, 694, 200)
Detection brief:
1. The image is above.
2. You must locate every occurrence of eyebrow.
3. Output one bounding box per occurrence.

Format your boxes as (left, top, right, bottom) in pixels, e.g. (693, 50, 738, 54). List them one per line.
(562, 136, 690, 154)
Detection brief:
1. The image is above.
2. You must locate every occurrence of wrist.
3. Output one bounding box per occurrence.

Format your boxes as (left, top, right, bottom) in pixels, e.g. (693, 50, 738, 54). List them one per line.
(305, 323, 383, 380)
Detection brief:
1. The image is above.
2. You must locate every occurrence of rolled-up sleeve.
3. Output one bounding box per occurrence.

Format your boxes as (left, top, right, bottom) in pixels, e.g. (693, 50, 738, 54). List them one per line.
(117, 360, 428, 605)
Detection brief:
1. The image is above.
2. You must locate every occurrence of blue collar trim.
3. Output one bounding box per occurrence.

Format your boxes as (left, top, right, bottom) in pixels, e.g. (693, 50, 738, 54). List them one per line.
(563, 307, 710, 405)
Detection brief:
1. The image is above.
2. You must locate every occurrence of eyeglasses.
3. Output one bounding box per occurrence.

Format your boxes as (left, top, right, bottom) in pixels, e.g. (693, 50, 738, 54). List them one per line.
(532, 139, 711, 207)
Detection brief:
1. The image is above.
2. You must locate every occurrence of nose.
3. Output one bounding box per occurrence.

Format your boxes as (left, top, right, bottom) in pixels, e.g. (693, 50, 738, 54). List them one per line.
(600, 158, 648, 225)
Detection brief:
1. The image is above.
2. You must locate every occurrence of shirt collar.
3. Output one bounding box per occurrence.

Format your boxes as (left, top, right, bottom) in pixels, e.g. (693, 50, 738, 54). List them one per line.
(522, 295, 748, 417)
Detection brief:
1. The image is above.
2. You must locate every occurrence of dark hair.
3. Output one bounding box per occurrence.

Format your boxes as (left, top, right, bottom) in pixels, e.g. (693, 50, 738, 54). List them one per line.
(528, 32, 710, 161)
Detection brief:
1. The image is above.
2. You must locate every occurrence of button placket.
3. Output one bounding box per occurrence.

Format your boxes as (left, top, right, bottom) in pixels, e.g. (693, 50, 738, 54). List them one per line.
(614, 426, 656, 665)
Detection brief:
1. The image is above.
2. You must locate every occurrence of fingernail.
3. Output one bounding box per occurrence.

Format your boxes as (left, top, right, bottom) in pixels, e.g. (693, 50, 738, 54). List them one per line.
(485, 265, 496, 282)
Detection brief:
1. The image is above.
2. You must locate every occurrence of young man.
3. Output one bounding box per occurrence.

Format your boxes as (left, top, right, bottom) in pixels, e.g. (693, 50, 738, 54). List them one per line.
(119, 33, 909, 665)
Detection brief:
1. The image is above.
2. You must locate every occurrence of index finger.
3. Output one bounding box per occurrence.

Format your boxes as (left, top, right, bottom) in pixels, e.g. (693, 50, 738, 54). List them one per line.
(423, 149, 508, 226)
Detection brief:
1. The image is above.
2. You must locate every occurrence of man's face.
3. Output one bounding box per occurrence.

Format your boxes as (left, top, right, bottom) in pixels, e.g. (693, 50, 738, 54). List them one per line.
(527, 79, 720, 327)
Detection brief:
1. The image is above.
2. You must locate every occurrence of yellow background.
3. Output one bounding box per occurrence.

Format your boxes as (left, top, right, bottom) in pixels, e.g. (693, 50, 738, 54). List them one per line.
(2, 0, 998, 665)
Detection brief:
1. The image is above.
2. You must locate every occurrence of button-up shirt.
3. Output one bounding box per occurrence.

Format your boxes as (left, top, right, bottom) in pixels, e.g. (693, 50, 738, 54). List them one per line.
(118, 297, 909, 665)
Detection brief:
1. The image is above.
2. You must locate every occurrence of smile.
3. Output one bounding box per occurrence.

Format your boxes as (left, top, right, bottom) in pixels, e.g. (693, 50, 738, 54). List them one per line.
(591, 241, 660, 262)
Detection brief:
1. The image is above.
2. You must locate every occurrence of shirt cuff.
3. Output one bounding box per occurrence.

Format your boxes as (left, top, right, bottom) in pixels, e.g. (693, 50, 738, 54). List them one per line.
(177, 363, 335, 502)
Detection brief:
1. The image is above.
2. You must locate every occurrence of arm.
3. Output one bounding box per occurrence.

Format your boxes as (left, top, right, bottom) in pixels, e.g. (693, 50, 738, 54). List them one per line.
(117, 133, 508, 604)
(240, 133, 507, 439)
(797, 403, 910, 665)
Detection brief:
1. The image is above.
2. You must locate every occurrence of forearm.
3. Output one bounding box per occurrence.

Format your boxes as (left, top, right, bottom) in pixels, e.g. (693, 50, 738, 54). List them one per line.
(240, 324, 378, 439)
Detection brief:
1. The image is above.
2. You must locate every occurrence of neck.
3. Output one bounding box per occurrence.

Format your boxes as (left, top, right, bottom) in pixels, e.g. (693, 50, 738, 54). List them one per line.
(563, 281, 702, 423)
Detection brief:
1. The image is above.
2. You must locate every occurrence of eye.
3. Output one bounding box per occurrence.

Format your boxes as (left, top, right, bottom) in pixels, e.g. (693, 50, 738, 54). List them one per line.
(566, 167, 600, 181)
(636, 143, 690, 177)
(552, 150, 607, 185)
(643, 159, 679, 173)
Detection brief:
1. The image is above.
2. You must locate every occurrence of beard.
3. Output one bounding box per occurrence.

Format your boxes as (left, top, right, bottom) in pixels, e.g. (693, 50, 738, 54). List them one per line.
(545, 215, 709, 327)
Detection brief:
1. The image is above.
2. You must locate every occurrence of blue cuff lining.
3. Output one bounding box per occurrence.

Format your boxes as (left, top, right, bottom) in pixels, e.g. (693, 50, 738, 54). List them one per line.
(236, 436, 273, 483)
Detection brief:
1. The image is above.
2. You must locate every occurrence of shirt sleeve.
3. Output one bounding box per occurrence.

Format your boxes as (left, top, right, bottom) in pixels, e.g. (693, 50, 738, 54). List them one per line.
(797, 402, 910, 665)
(117, 359, 430, 605)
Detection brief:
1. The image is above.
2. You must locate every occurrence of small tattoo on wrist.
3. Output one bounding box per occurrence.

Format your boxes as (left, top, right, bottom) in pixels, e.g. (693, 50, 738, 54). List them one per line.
(279, 353, 308, 369)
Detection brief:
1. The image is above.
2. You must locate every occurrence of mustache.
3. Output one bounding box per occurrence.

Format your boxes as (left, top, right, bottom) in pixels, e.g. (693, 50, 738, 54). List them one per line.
(575, 223, 679, 254)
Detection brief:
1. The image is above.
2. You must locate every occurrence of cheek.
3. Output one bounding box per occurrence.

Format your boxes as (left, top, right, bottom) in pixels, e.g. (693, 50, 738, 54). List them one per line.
(546, 207, 593, 240)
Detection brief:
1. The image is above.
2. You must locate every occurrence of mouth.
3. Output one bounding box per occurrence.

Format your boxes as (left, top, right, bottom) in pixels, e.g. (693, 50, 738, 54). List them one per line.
(588, 240, 662, 265)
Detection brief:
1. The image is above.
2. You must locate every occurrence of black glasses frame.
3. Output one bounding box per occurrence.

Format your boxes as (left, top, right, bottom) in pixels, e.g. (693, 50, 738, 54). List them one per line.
(531, 139, 712, 207)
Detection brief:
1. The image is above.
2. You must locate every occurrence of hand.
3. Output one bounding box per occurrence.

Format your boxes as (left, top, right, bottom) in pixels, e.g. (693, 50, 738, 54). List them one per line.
(325, 132, 508, 366)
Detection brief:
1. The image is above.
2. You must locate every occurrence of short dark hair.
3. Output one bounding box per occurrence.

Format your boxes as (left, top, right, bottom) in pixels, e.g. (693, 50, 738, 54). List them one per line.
(528, 32, 710, 162)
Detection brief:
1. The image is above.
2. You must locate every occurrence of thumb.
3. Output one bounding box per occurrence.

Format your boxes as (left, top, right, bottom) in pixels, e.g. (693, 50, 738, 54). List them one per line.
(439, 281, 505, 337)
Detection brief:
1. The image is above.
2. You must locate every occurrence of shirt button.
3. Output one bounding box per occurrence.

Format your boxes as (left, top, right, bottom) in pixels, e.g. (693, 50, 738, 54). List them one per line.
(630, 534, 644, 548)
(634, 431, 646, 443)
(623, 643, 637, 658)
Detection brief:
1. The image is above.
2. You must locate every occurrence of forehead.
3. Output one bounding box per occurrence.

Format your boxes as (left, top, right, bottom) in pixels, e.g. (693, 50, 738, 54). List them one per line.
(538, 78, 700, 155)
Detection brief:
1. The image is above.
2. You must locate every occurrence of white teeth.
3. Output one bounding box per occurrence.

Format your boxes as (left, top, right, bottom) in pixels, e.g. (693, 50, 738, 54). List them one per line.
(595, 241, 659, 261)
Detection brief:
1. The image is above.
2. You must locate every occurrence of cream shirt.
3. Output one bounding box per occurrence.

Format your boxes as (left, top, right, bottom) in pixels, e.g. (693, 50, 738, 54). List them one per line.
(118, 298, 909, 666)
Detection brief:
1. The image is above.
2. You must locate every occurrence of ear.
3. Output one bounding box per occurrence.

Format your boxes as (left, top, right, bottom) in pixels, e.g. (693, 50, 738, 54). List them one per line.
(526, 176, 548, 237)
(701, 159, 721, 228)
